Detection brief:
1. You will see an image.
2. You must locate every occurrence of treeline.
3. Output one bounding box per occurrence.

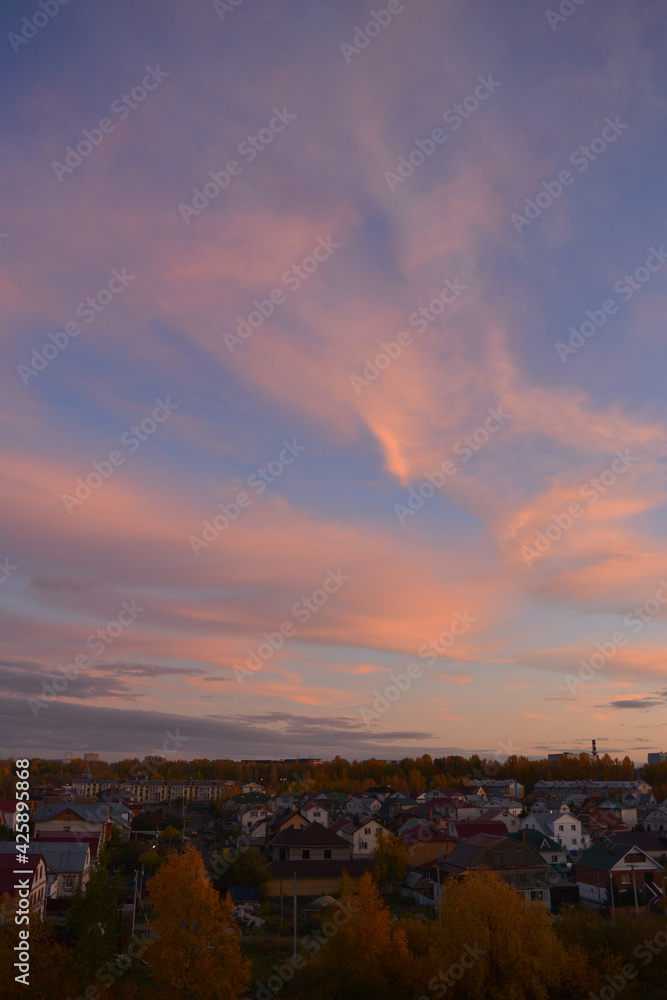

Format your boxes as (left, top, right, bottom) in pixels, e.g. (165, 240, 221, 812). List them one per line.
(2, 751, 663, 799)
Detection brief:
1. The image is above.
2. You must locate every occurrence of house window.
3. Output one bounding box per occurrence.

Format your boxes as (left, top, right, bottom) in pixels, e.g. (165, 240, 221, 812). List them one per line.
(324, 850, 331, 859)
(360, 841, 368, 850)
(551, 855, 558, 862)
(364, 828, 371, 834)
(530, 891, 544, 901)
(302, 850, 310, 859)
(559, 825, 564, 831)
(64, 827, 70, 832)
(571, 825, 576, 831)
(65, 877, 73, 890)
(572, 838, 577, 845)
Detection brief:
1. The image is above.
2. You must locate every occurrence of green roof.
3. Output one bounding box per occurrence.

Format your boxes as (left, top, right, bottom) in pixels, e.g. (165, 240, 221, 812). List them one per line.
(576, 841, 638, 871)
(508, 830, 564, 854)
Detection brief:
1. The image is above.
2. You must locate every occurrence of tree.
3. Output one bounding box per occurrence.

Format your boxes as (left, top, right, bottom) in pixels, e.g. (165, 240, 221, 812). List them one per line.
(424, 870, 567, 999)
(159, 824, 182, 845)
(68, 848, 122, 989)
(212, 846, 270, 896)
(146, 844, 250, 1000)
(302, 871, 412, 999)
(372, 829, 408, 892)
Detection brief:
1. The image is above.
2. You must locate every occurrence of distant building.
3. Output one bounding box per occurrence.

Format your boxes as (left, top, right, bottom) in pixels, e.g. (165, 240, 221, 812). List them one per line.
(647, 752, 667, 766)
(84, 753, 99, 763)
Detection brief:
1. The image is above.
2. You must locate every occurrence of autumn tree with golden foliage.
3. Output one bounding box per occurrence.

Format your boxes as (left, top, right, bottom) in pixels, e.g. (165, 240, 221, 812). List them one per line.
(297, 871, 412, 1000)
(421, 870, 568, 1000)
(146, 844, 250, 1000)
(372, 828, 408, 892)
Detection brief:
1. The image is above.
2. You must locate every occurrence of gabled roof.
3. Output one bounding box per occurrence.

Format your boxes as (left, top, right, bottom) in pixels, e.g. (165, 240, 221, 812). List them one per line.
(34, 831, 101, 856)
(576, 841, 658, 872)
(270, 821, 350, 849)
(508, 830, 564, 854)
(0, 841, 90, 873)
(451, 820, 508, 838)
(34, 801, 111, 824)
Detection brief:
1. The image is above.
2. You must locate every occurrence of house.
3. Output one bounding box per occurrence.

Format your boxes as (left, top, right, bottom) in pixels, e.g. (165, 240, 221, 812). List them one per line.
(34, 830, 102, 858)
(0, 854, 48, 921)
(608, 831, 667, 865)
(399, 870, 438, 908)
(575, 841, 664, 908)
(274, 810, 310, 834)
(475, 807, 521, 833)
(448, 819, 508, 839)
(0, 800, 17, 831)
(268, 858, 375, 897)
(240, 805, 269, 832)
(521, 809, 590, 853)
(240, 782, 265, 795)
(0, 842, 91, 900)
(301, 802, 329, 827)
(436, 834, 552, 908)
(508, 830, 570, 872)
(344, 796, 381, 817)
(269, 822, 351, 863)
(642, 806, 667, 833)
(400, 828, 458, 868)
(339, 817, 386, 857)
(33, 802, 114, 842)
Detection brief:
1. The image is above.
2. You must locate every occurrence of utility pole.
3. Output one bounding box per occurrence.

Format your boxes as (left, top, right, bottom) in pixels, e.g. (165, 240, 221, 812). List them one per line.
(280, 879, 283, 930)
(630, 862, 639, 916)
(293, 875, 297, 960)
(131, 870, 138, 935)
(609, 870, 616, 922)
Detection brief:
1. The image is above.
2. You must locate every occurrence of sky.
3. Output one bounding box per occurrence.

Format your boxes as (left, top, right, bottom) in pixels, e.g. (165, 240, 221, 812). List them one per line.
(1, 0, 666, 764)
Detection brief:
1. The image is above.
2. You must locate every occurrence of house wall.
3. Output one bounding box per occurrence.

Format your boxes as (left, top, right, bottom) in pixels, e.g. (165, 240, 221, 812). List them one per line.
(287, 846, 350, 861)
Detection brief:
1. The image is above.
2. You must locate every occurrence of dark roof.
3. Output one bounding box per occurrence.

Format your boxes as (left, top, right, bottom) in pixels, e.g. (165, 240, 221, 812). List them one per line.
(270, 858, 374, 879)
(270, 821, 350, 849)
(451, 820, 508, 837)
(440, 834, 547, 875)
(576, 841, 655, 872)
(0, 854, 44, 894)
(608, 831, 667, 853)
(508, 830, 564, 853)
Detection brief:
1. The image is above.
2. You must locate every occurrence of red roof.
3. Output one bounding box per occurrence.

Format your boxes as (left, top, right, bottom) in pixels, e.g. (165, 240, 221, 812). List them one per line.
(0, 853, 44, 895)
(34, 830, 102, 856)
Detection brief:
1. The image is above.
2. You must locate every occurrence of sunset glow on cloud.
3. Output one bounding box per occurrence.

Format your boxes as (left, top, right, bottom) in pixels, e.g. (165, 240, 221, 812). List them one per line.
(1, 0, 666, 762)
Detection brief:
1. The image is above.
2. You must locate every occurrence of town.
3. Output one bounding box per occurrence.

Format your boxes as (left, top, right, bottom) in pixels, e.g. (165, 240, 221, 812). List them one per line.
(1, 748, 666, 998)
